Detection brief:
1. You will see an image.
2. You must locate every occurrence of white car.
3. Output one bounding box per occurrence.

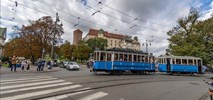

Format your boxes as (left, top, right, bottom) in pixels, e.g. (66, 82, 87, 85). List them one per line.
(66, 62, 80, 70)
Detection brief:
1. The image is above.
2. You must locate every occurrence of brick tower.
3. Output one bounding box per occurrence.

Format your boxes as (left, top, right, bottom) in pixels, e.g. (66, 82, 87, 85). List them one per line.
(73, 29, 83, 45)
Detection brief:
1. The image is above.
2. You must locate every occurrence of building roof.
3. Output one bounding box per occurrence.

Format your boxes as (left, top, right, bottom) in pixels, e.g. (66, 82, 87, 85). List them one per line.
(88, 28, 125, 39)
(0, 27, 6, 39)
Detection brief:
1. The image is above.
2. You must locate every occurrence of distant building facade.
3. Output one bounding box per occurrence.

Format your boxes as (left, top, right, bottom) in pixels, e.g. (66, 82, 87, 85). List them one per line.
(84, 28, 140, 50)
(73, 29, 83, 45)
(0, 27, 7, 57)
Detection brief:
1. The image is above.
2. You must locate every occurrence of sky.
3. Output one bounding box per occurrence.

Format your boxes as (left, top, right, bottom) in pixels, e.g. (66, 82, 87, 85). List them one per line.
(0, 0, 213, 56)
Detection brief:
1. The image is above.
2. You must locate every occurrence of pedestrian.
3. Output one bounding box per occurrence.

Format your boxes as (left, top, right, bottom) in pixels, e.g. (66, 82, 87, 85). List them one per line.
(204, 78, 213, 100)
(8, 57, 12, 68)
(41, 59, 45, 71)
(0, 59, 2, 70)
(47, 60, 51, 71)
(11, 55, 17, 72)
(21, 59, 27, 71)
(86, 61, 90, 68)
(37, 58, 41, 72)
(26, 60, 31, 71)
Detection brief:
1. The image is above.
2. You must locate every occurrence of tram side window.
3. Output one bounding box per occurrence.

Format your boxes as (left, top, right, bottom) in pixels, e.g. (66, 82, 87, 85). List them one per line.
(176, 59, 181, 64)
(100, 52, 106, 61)
(96, 52, 100, 61)
(188, 59, 193, 65)
(129, 54, 132, 61)
(138, 55, 141, 62)
(142, 56, 145, 62)
(107, 53, 112, 61)
(133, 55, 137, 62)
(119, 54, 123, 61)
(172, 59, 175, 64)
(114, 53, 118, 61)
(124, 54, 128, 61)
(145, 56, 148, 62)
(182, 59, 187, 65)
(194, 60, 197, 65)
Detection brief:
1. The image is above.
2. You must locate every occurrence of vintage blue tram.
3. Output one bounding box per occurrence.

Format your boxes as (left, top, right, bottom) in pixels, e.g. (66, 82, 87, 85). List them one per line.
(92, 48, 155, 74)
(157, 56, 206, 74)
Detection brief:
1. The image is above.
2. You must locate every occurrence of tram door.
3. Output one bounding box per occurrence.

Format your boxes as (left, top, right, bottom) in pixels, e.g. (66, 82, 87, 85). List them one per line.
(198, 60, 202, 73)
(166, 58, 171, 72)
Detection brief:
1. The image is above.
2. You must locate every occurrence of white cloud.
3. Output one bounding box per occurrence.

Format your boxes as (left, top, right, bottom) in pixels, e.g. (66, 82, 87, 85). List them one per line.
(1, 0, 211, 56)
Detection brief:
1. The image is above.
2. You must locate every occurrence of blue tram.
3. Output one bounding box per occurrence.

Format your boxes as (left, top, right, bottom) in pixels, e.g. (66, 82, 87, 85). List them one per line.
(157, 56, 205, 74)
(92, 49, 155, 74)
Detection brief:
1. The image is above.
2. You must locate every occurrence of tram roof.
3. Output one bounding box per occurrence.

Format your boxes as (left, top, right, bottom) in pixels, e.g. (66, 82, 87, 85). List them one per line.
(94, 50, 149, 55)
(157, 56, 202, 59)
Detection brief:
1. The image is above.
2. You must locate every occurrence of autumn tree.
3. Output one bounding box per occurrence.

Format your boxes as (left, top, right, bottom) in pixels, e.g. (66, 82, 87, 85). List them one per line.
(4, 16, 64, 60)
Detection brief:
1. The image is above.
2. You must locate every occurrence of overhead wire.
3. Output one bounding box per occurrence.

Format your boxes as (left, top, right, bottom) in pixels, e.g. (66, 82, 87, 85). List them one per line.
(75, 0, 167, 32)
(7, 0, 167, 39)
(93, 0, 171, 28)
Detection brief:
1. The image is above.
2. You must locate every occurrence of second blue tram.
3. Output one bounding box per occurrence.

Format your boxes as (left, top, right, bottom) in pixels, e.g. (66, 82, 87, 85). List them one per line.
(157, 56, 205, 74)
(92, 49, 155, 74)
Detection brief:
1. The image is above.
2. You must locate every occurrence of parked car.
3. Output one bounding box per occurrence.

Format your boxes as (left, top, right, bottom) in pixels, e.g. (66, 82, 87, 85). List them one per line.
(66, 62, 80, 70)
(59, 61, 68, 68)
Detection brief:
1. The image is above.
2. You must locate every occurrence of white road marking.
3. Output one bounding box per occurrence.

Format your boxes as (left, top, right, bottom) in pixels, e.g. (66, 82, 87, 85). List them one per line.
(0, 78, 58, 85)
(0, 82, 73, 94)
(0, 84, 82, 100)
(1, 80, 65, 90)
(40, 87, 92, 100)
(0, 76, 53, 83)
(79, 91, 108, 100)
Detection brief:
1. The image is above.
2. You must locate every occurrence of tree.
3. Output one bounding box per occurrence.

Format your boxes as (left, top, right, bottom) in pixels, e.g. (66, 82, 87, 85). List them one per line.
(167, 7, 213, 65)
(86, 37, 107, 51)
(4, 16, 64, 59)
(73, 43, 92, 62)
(59, 41, 76, 60)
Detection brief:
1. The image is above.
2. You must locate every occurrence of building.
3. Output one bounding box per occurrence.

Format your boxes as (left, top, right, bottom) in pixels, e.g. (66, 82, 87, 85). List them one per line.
(84, 28, 140, 50)
(73, 29, 82, 45)
(0, 27, 7, 57)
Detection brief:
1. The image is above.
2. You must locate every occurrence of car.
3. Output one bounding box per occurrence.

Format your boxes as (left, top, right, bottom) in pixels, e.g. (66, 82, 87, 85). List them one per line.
(59, 61, 68, 68)
(66, 62, 80, 70)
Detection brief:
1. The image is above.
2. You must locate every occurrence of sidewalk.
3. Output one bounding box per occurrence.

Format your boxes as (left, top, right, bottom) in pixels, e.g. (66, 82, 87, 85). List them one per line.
(0, 65, 61, 74)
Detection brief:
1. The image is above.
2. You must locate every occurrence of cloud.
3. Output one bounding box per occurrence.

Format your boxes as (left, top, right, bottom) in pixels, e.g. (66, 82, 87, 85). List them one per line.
(1, 0, 211, 56)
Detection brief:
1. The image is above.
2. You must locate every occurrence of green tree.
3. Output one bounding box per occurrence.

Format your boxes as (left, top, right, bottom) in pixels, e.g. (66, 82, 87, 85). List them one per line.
(73, 43, 92, 62)
(86, 37, 107, 51)
(59, 41, 76, 60)
(167, 7, 213, 65)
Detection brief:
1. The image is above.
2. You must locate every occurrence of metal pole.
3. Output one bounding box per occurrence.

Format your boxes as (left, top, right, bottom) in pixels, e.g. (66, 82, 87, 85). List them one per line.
(146, 40, 148, 53)
(50, 12, 59, 59)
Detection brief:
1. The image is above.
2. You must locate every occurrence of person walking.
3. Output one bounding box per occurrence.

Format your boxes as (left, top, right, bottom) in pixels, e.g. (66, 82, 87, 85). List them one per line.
(47, 60, 51, 71)
(204, 78, 213, 100)
(8, 57, 12, 68)
(11, 55, 17, 72)
(37, 58, 41, 72)
(40, 59, 45, 71)
(0, 59, 2, 70)
(26, 60, 31, 71)
(21, 59, 26, 71)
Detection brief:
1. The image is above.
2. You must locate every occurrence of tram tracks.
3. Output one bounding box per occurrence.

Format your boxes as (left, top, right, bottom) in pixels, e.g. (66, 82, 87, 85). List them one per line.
(33, 77, 203, 100)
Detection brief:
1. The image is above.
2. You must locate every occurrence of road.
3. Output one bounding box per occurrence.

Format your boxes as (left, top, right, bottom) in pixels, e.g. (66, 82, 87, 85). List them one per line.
(0, 65, 212, 100)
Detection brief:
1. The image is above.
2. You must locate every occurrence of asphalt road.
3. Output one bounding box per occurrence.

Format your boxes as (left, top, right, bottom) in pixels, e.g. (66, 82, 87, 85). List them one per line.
(0, 65, 212, 100)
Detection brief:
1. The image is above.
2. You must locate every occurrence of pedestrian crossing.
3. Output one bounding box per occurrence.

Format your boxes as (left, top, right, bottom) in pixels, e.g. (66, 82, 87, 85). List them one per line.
(0, 75, 109, 100)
